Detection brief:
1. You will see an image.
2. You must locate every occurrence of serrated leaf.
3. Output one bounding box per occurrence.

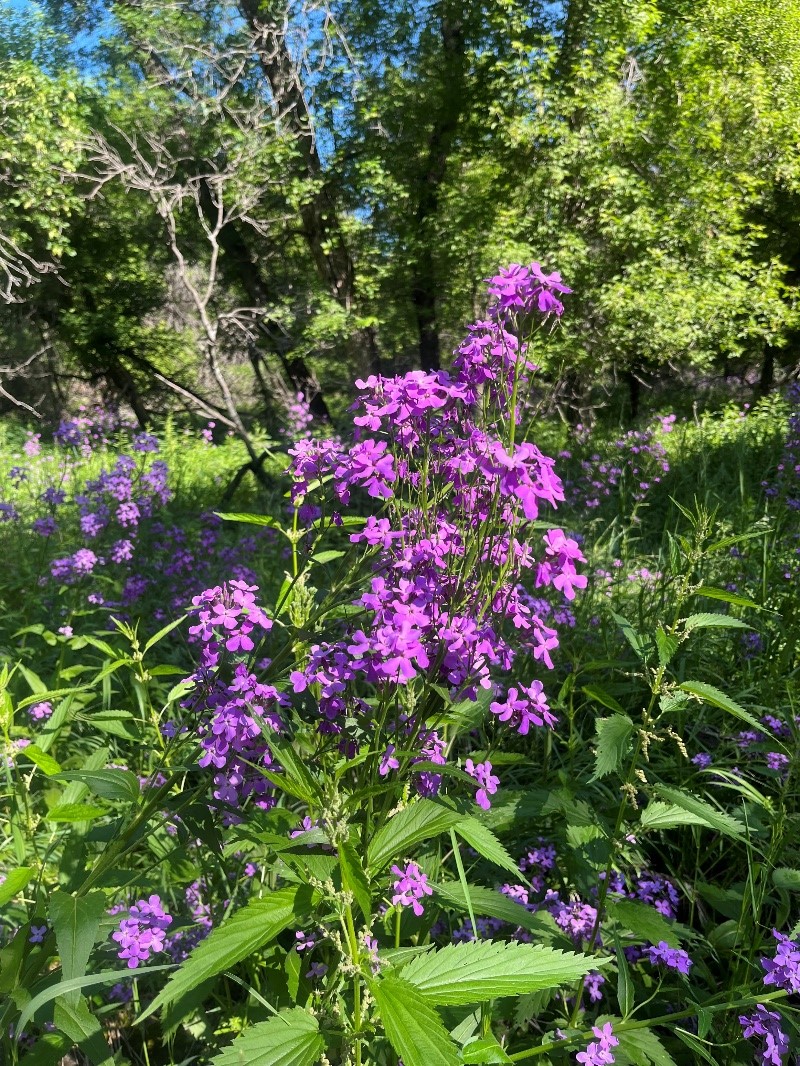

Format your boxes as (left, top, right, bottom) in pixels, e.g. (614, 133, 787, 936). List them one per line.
(368, 801, 462, 872)
(655, 628, 680, 668)
(606, 899, 680, 948)
(139, 885, 318, 1021)
(677, 680, 767, 735)
(461, 1035, 513, 1063)
(433, 882, 542, 934)
(682, 613, 751, 633)
(617, 1026, 679, 1065)
(79, 709, 143, 740)
(654, 785, 746, 840)
(591, 715, 634, 782)
(454, 819, 519, 877)
(21, 744, 62, 776)
(695, 586, 758, 609)
(772, 868, 800, 890)
(340, 838, 371, 921)
(0, 866, 35, 905)
(210, 1007, 324, 1066)
(639, 801, 711, 832)
(52, 995, 114, 1066)
(372, 976, 460, 1066)
(401, 940, 596, 1005)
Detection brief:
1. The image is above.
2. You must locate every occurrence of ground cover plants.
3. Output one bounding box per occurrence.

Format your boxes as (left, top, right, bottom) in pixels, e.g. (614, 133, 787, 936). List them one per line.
(1, 264, 799, 1066)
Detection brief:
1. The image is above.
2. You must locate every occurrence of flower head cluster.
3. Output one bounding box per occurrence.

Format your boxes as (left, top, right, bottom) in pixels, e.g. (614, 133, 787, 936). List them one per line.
(645, 941, 692, 974)
(576, 1022, 618, 1065)
(740, 1005, 790, 1066)
(464, 759, 500, 810)
(111, 895, 173, 968)
(568, 420, 670, 513)
(762, 929, 800, 993)
(391, 862, 433, 917)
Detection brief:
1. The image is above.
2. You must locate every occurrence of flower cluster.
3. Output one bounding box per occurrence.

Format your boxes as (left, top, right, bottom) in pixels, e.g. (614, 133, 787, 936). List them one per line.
(566, 419, 671, 514)
(739, 1005, 790, 1066)
(576, 1022, 618, 1065)
(391, 862, 433, 917)
(761, 929, 800, 993)
(464, 759, 500, 810)
(111, 895, 173, 968)
(645, 941, 692, 974)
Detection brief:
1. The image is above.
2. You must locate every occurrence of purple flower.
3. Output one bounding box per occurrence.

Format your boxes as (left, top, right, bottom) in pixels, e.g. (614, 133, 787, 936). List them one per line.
(583, 971, 605, 1002)
(133, 432, 159, 453)
(464, 758, 500, 810)
(111, 895, 173, 968)
(576, 1022, 619, 1065)
(691, 752, 712, 768)
(740, 1005, 790, 1066)
(762, 930, 800, 993)
(645, 941, 692, 975)
(32, 516, 57, 537)
(29, 925, 47, 944)
(766, 752, 789, 773)
(379, 745, 400, 776)
(28, 701, 53, 722)
(391, 861, 433, 917)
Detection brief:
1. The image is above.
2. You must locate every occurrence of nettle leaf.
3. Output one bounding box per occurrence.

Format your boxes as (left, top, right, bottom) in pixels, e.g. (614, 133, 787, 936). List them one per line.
(682, 613, 751, 633)
(372, 976, 460, 1066)
(654, 785, 746, 841)
(140, 884, 318, 1020)
(617, 1026, 679, 1066)
(401, 940, 596, 1005)
(433, 882, 545, 934)
(210, 1007, 324, 1066)
(655, 628, 680, 668)
(772, 868, 800, 891)
(694, 586, 759, 609)
(606, 900, 679, 949)
(21, 744, 62, 776)
(677, 680, 768, 736)
(45, 803, 107, 823)
(454, 819, 519, 877)
(639, 801, 711, 832)
(590, 715, 634, 782)
(339, 837, 372, 921)
(368, 800, 462, 873)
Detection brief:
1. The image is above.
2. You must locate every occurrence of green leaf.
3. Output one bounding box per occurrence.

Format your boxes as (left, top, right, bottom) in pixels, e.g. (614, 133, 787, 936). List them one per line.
(372, 976, 460, 1066)
(655, 628, 680, 668)
(401, 940, 596, 1005)
(590, 715, 634, 782)
(45, 803, 107, 823)
(310, 550, 345, 564)
(582, 685, 626, 714)
(606, 899, 679, 949)
(143, 614, 187, 653)
(215, 511, 285, 530)
(18, 1031, 74, 1066)
(617, 1026, 679, 1066)
(694, 586, 758, 609)
(677, 680, 767, 735)
(610, 612, 654, 661)
(639, 801, 712, 832)
(16, 687, 89, 711)
(772, 868, 800, 890)
(54, 770, 140, 803)
(682, 613, 751, 633)
(454, 819, 519, 877)
(258, 732, 322, 805)
(614, 934, 634, 1019)
(339, 838, 372, 921)
(79, 709, 143, 741)
(461, 1035, 513, 1063)
(368, 801, 462, 873)
(433, 882, 544, 934)
(210, 1007, 324, 1066)
(654, 785, 746, 840)
(21, 744, 62, 776)
(49, 891, 107, 1005)
(0, 866, 35, 905)
(672, 1029, 718, 1065)
(52, 995, 114, 1066)
(139, 884, 318, 1021)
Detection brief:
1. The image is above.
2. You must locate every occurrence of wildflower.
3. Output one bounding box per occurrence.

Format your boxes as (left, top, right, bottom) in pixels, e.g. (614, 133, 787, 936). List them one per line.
(740, 1005, 790, 1066)
(762, 930, 800, 993)
(306, 961, 328, 979)
(391, 862, 433, 917)
(766, 752, 789, 773)
(29, 925, 47, 944)
(576, 1022, 619, 1065)
(111, 895, 173, 968)
(583, 971, 605, 1002)
(28, 701, 53, 722)
(646, 941, 692, 974)
(464, 758, 500, 810)
(691, 752, 712, 768)
(379, 745, 400, 776)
